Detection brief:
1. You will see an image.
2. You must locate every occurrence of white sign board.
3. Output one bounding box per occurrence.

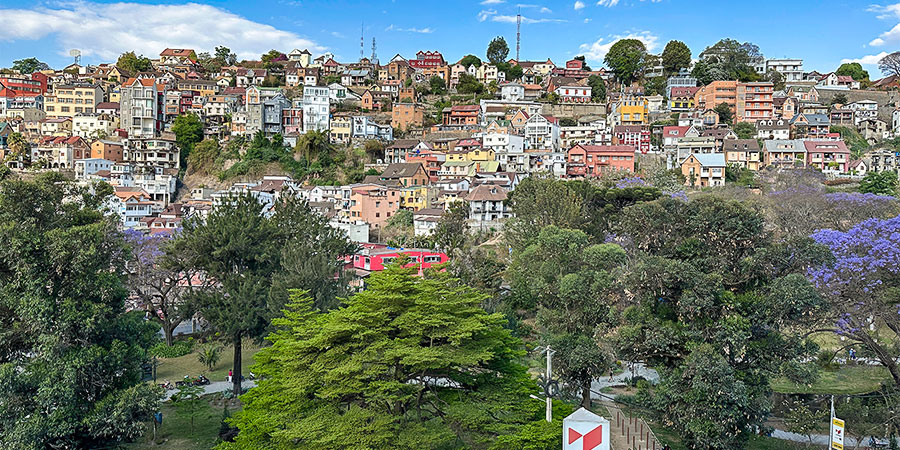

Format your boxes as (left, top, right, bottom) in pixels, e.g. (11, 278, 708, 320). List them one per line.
(563, 407, 610, 450)
(831, 417, 845, 450)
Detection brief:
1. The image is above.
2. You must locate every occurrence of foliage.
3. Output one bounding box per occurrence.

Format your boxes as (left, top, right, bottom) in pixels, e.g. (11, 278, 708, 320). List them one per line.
(604, 39, 647, 85)
(783, 400, 826, 446)
(215, 46, 238, 66)
(505, 176, 584, 249)
(831, 125, 869, 158)
(509, 226, 625, 406)
(172, 113, 204, 169)
(697, 39, 763, 82)
(808, 215, 900, 389)
(150, 339, 195, 358)
(836, 62, 870, 81)
(859, 170, 898, 196)
(11, 57, 49, 74)
(574, 55, 591, 71)
(260, 49, 284, 63)
(187, 139, 221, 175)
(764, 68, 785, 91)
(714, 102, 733, 125)
(662, 40, 692, 75)
(487, 36, 510, 64)
(457, 72, 485, 95)
(173, 385, 206, 435)
(459, 54, 483, 68)
(430, 202, 470, 252)
(117, 51, 153, 73)
(197, 342, 223, 373)
(644, 76, 667, 98)
(615, 196, 828, 448)
(221, 268, 552, 450)
(587, 75, 607, 102)
(0, 174, 161, 448)
(497, 61, 523, 81)
(176, 193, 355, 394)
(429, 75, 447, 95)
(734, 122, 756, 139)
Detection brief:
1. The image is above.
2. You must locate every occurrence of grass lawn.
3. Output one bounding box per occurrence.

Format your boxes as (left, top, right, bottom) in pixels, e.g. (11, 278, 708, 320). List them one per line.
(153, 340, 263, 384)
(126, 396, 241, 450)
(771, 365, 891, 395)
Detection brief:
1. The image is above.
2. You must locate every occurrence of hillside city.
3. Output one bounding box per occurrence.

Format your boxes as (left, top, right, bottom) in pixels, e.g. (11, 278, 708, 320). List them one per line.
(3, 27, 900, 450)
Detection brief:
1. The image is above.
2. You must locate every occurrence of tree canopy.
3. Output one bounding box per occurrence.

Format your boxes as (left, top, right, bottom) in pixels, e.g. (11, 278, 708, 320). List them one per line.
(695, 39, 763, 82)
(11, 57, 49, 74)
(117, 51, 153, 73)
(459, 54, 483, 68)
(836, 62, 870, 81)
(220, 265, 557, 449)
(0, 174, 161, 448)
(487, 36, 510, 64)
(661, 40, 692, 75)
(604, 39, 647, 85)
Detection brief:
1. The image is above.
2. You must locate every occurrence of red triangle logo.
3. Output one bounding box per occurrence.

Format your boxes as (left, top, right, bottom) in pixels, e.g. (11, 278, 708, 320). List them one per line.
(568, 428, 583, 444)
(584, 425, 604, 450)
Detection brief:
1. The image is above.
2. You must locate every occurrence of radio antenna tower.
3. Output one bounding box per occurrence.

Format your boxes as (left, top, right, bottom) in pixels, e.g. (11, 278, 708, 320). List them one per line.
(516, 9, 521, 63)
(371, 37, 378, 65)
(360, 23, 365, 61)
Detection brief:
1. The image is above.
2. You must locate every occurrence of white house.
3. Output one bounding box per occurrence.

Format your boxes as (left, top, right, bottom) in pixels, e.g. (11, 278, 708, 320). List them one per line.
(500, 83, 525, 102)
(554, 85, 592, 103)
(302, 86, 330, 132)
(524, 114, 560, 150)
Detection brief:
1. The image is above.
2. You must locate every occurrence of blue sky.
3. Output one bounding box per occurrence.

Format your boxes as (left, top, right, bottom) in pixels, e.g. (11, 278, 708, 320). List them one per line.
(0, 0, 898, 77)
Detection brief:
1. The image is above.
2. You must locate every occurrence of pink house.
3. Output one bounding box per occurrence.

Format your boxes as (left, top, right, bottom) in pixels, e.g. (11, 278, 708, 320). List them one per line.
(352, 247, 448, 272)
(803, 140, 850, 173)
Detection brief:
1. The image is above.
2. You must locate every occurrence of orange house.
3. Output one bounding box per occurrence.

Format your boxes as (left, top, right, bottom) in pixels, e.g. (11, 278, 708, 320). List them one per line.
(694, 80, 737, 112)
(91, 139, 125, 163)
(565, 144, 635, 177)
(442, 105, 480, 126)
(391, 103, 425, 131)
(349, 184, 400, 229)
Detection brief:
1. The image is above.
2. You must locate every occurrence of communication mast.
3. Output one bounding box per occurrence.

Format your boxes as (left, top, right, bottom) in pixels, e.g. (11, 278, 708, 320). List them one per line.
(516, 10, 521, 63)
(360, 23, 365, 61)
(69, 49, 81, 66)
(371, 37, 378, 66)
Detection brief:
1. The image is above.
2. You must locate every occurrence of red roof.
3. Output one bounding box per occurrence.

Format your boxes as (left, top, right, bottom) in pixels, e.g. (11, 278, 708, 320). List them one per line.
(670, 86, 700, 97)
(663, 126, 690, 138)
(571, 144, 635, 154)
(803, 140, 850, 154)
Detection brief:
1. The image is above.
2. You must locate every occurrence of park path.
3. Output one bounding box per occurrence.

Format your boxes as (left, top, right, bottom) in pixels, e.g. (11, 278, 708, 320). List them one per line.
(163, 380, 256, 400)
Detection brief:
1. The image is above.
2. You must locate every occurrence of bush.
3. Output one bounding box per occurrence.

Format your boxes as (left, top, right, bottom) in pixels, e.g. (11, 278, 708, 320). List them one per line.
(149, 338, 194, 358)
(816, 349, 839, 370)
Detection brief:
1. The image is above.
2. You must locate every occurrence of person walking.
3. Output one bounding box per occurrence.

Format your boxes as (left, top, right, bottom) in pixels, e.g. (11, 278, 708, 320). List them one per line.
(228, 369, 233, 383)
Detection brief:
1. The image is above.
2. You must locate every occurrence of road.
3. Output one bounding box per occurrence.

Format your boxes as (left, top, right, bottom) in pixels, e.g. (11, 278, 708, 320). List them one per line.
(163, 380, 256, 400)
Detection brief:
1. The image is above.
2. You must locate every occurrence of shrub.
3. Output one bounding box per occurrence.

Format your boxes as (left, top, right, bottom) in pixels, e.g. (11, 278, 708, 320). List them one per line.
(149, 338, 194, 358)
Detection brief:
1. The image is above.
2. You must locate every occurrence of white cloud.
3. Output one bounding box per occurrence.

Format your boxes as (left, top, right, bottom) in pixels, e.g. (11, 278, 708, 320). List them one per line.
(574, 1, 586, 10)
(578, 31, 659, 62)
(841, 52, 890, 65)
(0, 2, 325, 61)
(584, 18, 591, 23)
(490, 14, 566, 23)
(386, 25, 434, 33)
(597, 0, 620, 6)
(540, 6, 552, 13)
(478, 9, 497, 21)
(865, 4, 900, 47)
(480, 0, 505, 4)
(330, 31, 346, 38)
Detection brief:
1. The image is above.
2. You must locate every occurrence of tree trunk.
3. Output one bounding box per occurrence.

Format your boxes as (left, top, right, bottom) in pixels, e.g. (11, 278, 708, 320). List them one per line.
(163, 322, 176, 347)
(232, 335, 242, 396)
(581, 379, 592, 409)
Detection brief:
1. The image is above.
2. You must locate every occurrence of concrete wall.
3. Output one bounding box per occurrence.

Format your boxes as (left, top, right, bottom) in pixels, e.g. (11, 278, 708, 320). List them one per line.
(543, 103, 607, 119)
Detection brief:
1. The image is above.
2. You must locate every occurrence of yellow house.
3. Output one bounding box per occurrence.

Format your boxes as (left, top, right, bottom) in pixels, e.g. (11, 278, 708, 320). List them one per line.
(330, 115, 352, 143)
(618, 94, 649, 125)
(400, 185, 436, 211)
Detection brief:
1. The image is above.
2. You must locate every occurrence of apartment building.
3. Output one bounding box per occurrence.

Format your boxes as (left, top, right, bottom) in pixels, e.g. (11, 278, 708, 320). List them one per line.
(44, 84, 104, 119)
(736, 82, 774, 123)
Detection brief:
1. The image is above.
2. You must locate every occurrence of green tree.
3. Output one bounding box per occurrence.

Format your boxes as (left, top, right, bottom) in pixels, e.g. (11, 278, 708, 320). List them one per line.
(830, 92, 849, 105)
(509, 226, 625, 406)
(221, 267, 551, 449)
(459, 54, 483, 68)
(177, 193, 354, 395)
(604, 39, 647, 85)
(698, 39, 763, 82)
(173, 384, 206, 435)
(6, 131, 29, 161)
(457, 72, 485, 95)
(644, 76, 666, 97)
(0, 174, 162, 448)
(172, 113, 204, 169)
(691, 59, 714, 85)
(733, 121, 756, 139)
(504, 176, 584, 249)
(215, 45, 237, 66)
(187, 138, 221, 175)
(429, 75, 447, 95)
(487, 36, 510, 64)
(860, 171, 899, 196)
(714, 102, 733, 125)
(784, 401, 826, 446)
(431, 202, 469, 252)
(117, 51, 153, 73)
(764, 68, 785, 91)
(197, 342, 223, 373)
(835, 62, 870, 81)
(11, 57, 49, 74)
(497, 61, 523, 81)
(574, 55, 591, 71)
(661, 40, 692, 75)
(260, 49, 284, 63)
(587, 75, 607, 102)
(615, 196, 827, 449)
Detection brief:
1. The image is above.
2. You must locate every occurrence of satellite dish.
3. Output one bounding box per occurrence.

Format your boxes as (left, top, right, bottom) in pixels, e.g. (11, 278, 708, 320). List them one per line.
(69, 49, 81, 57)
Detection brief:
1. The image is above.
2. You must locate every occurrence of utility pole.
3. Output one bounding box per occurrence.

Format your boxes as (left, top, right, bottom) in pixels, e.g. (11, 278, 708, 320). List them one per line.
(828, 395, 834, 450)
(545, 346, 554, 423)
